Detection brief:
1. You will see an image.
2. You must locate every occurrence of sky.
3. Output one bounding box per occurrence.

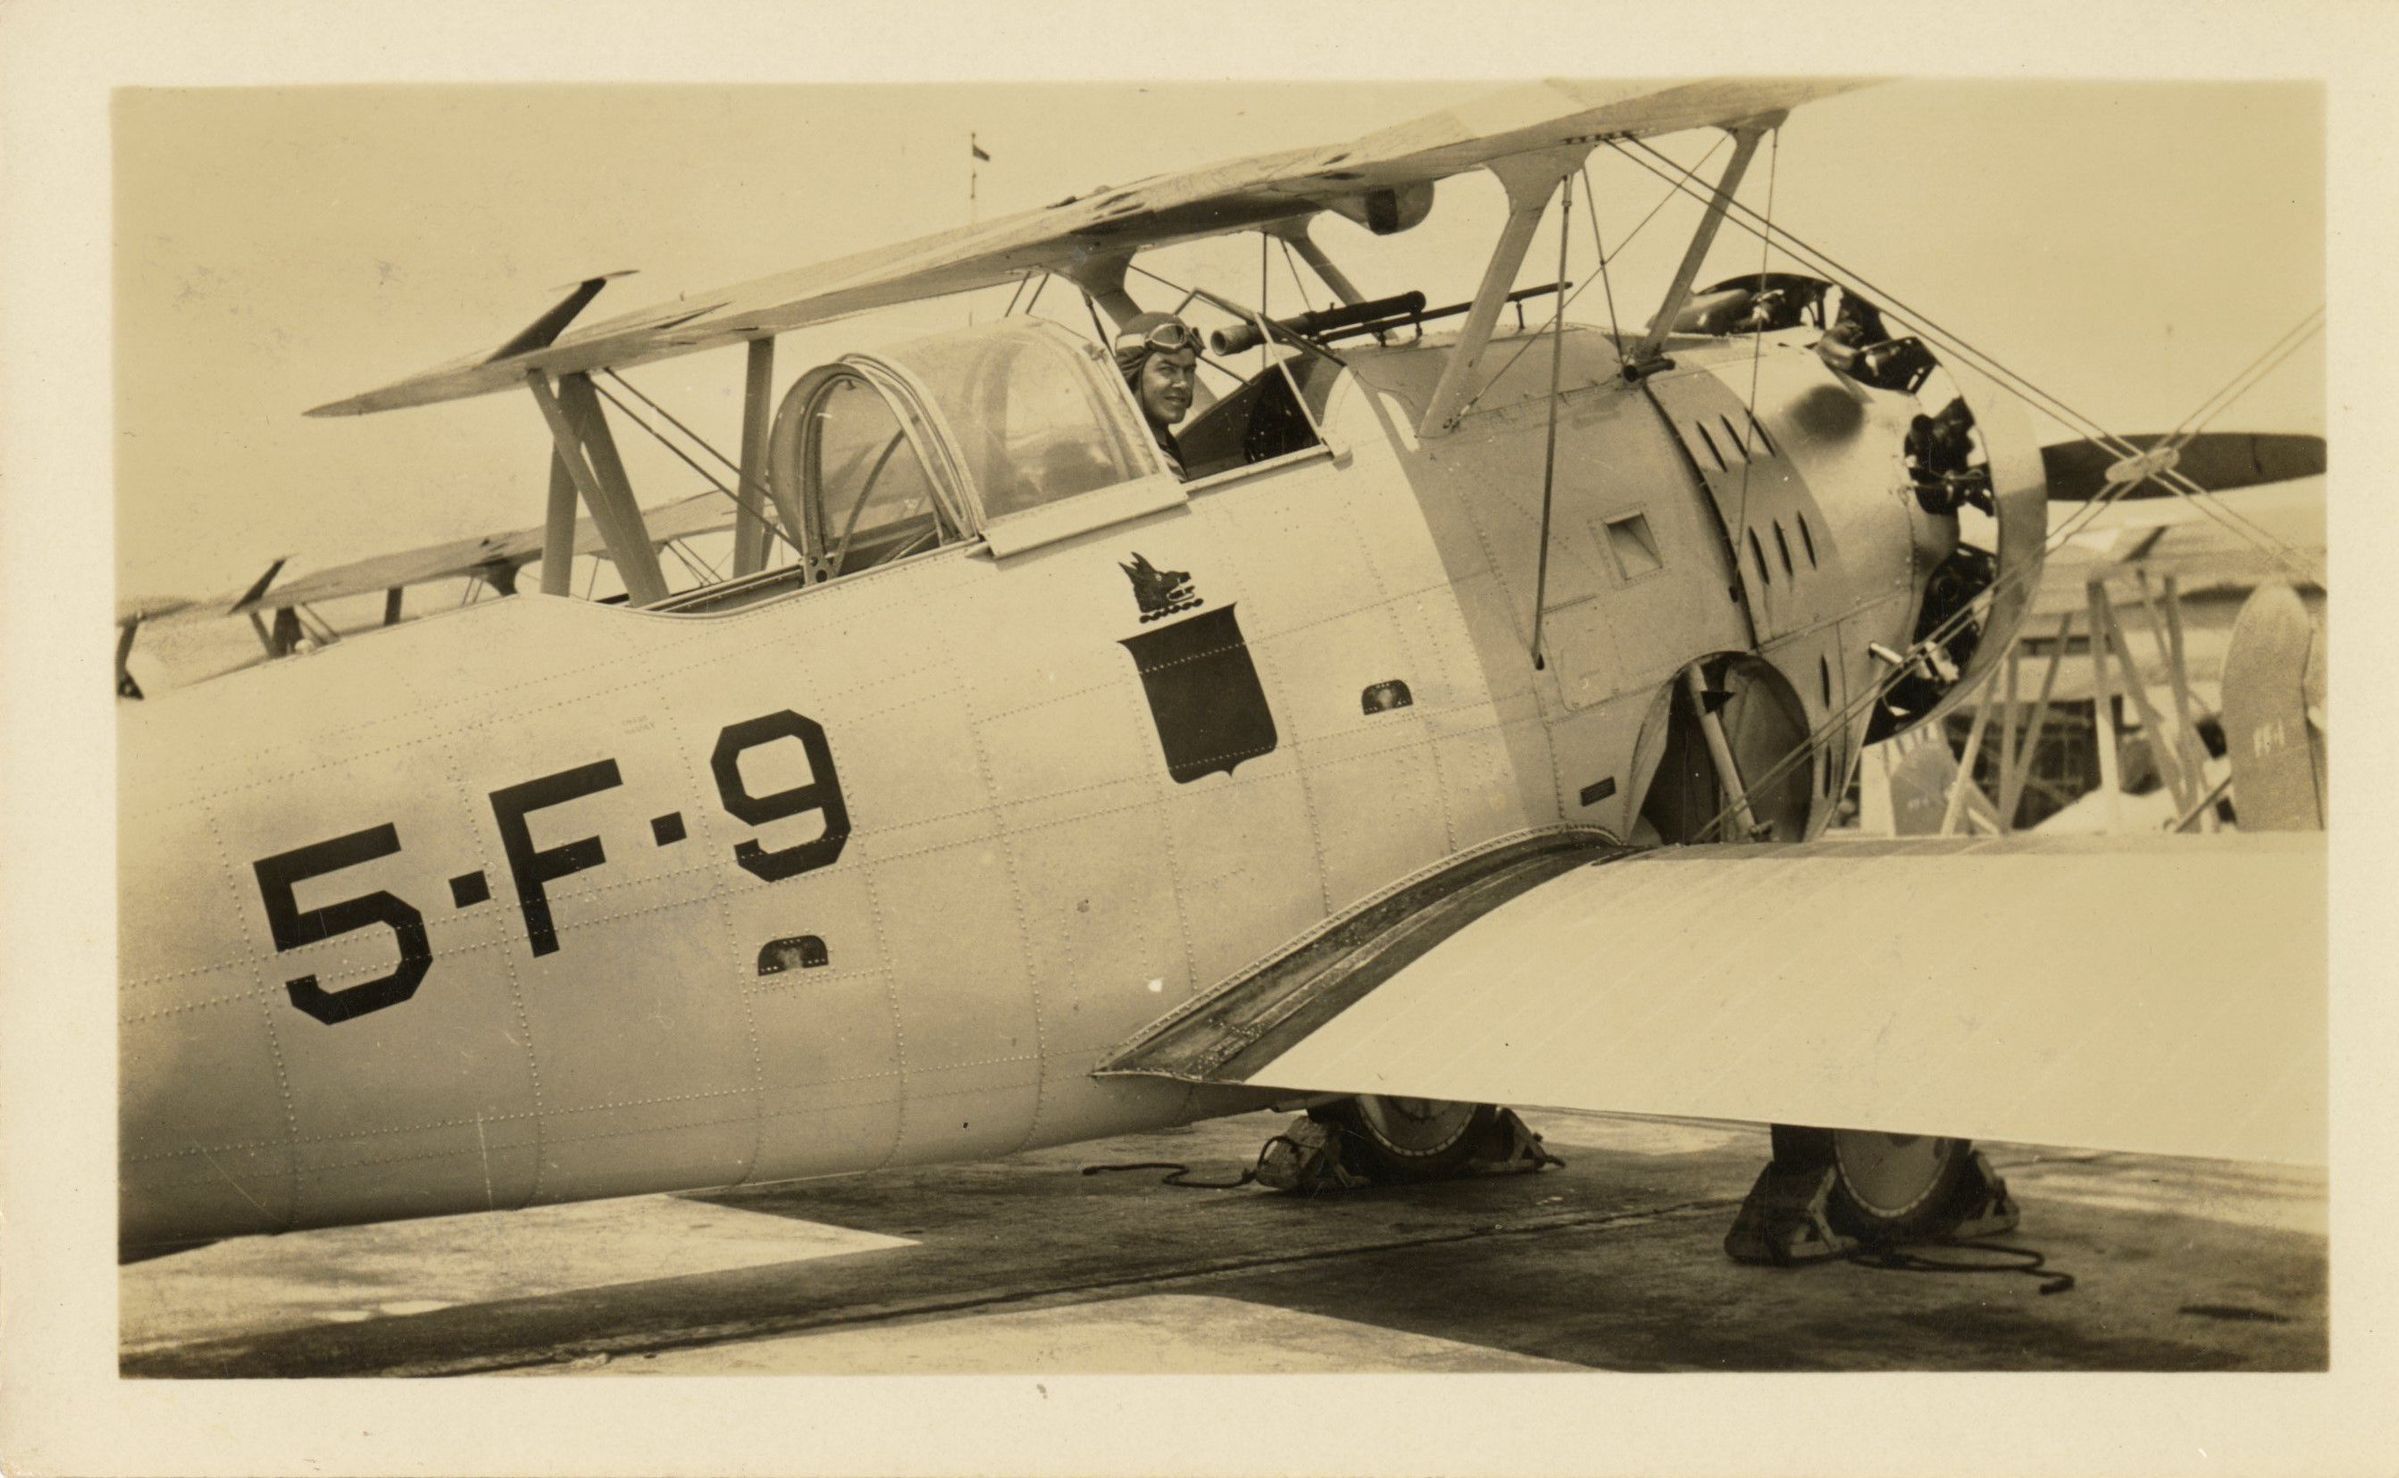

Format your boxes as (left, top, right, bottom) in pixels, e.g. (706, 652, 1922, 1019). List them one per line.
(114, 80, 2324, 606)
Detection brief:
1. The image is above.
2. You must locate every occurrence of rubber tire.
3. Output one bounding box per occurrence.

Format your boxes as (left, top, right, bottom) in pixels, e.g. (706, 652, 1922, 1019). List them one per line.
(1308, 1097, 1500, 1184)
(1771, 1124, 1976, 1242)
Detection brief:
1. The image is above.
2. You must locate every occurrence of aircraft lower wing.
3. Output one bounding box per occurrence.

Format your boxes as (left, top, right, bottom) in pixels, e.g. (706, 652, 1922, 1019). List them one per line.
(2030, 474, 2324, 617)
(231, 488, 737, 613)
(1103, 833, 2325, 1167)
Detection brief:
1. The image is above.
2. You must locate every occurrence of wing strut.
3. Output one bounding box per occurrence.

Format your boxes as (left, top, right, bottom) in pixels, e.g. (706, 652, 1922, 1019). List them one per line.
(525, 371, 670, 606)
(1684, 660, 1765, 839)
(1627, 123, 1770, 373)
(1060, 253, 1144, 330)
(1268, 220, 1366, 308)
(1418, 145, 1592, 439)
(730, 338, 779, 577)
(539, 444, 579, 596)
(115, 617, 144, 699)
(486, 271, 634, 363)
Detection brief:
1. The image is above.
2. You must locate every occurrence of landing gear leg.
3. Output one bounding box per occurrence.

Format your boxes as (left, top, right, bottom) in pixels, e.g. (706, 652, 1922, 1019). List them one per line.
(1725, 1125, 2018, 1264)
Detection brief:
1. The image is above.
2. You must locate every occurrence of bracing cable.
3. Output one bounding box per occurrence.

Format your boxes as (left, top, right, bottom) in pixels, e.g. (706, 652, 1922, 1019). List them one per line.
(1452, 136, 1728, 421)
(1529, 171, 1575, 670)
(1278, 236, 1318, 318)
(587, 378, 800, 557)
(1732, 127, 1780, 544)
(1613, 137, 2322, 586)
(1581, 161, 1624, 351)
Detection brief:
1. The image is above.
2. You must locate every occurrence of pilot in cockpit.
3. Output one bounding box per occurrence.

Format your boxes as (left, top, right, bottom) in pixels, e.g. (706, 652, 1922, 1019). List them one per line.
(1112, 311, 1202, 479)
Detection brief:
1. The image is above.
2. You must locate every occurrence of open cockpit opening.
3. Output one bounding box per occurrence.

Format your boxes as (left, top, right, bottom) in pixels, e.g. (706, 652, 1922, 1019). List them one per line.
(1173, 351, 1339, 482)
(664, 314, 1334, 613)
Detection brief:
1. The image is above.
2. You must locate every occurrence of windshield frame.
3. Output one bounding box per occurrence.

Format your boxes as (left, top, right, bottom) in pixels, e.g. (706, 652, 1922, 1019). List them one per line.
(847, 318, 1166, 533)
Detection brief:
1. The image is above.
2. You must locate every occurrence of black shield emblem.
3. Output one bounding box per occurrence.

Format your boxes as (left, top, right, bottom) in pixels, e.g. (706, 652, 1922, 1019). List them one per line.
(1121, 604, 1279, 784)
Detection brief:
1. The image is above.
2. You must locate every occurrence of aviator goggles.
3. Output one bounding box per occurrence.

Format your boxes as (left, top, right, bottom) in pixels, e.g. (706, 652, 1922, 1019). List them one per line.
(1113, 321, 1204, 357)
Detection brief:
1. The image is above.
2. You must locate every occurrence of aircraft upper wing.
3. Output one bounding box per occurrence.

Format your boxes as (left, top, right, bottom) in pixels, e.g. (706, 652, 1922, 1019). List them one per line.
(310, 78, 1868, 417)
(212, 490, 737, 615)
(2039, 431, 2324, 503)
(1102, 832, 2325, 1167)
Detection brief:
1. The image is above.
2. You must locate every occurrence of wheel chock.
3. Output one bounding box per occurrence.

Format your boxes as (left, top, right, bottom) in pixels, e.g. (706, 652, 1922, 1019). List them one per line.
(1724, 1148, 2024, 1264)
(1945, 1150, 2022, 1239)
(1255, 1118, 1373, 1192)
(1255, 1108, 1564, 1193)
(1466, 1107, 1567, 1177)
(1724, 1160, 1857, 1264)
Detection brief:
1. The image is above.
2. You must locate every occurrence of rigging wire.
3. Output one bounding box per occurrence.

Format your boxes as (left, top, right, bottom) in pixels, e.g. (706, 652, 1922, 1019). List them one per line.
(1679, 454, 2186, 844)
(604, 369, 744, 478)
(1278, 236, 1318, 318)
(1580, 161, 1623, 351)
(1260, 231, 1271, 377)
(1608, 133, 1727, 268)
(1613, 137, 2322, 585)
(1677, 446, 2213, 847)
(2165, 306, 2326, 443)
(1450, 135, 1730, 423)
(1528, 171, 1576, 671)
(601, 367, 805, 555)
(665, 537, 720, 585)
(1664, 302, 2310, 850)
(1616, 136, 2309, 512)
(1732, 127, 1780, 547)
(296, 604, 340, 645)
(661, 541, 705, 585)
(587, 378, 800, 557)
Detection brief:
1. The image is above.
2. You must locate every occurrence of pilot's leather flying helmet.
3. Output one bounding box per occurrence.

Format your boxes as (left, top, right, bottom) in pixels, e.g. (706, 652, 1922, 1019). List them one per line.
(1113, 312, 1201, 382)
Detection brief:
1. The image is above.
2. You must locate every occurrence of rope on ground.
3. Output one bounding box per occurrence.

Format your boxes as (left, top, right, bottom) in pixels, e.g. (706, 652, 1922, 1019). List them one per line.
(1079, 1135, 1304, 1190)
(1846, 1239, 2077, 1296)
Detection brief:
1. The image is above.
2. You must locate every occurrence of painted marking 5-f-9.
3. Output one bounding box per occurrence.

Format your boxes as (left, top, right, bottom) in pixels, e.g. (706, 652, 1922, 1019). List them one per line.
(250, 710, 848, 1025)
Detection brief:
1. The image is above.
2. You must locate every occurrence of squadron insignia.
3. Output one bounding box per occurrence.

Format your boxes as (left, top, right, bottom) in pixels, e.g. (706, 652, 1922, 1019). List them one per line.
(1120, 552, 1204, 623)
(1116, 553, 1278, 785)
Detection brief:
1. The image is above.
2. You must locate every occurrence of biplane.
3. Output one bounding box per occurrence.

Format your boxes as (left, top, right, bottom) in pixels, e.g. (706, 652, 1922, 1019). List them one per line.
(120, 78, 2326, 1267)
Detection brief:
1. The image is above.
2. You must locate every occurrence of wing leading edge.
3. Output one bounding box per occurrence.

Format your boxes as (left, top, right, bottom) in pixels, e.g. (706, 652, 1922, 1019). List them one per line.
(1105, 833, 2325, 1167)
(310, 77, 1869, 417)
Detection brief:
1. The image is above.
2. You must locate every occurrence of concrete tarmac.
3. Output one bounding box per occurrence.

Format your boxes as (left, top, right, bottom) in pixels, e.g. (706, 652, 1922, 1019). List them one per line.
(120, 1110, 2326, 1377)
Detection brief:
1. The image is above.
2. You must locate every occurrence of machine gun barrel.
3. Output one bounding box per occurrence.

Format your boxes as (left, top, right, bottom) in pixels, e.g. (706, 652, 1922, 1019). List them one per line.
(1319, 281, 1571, 346)
(1209, 291, 1428, 356)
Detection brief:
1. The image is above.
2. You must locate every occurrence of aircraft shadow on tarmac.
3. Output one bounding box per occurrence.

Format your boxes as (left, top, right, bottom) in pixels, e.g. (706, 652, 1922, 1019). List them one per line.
(120, 1112, 2325, 1377)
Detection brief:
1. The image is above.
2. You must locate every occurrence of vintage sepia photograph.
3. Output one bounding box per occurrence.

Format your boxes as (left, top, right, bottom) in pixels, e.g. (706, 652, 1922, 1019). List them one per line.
(6, 5, 2392, 1473)
(112, 74, 2330, 1377)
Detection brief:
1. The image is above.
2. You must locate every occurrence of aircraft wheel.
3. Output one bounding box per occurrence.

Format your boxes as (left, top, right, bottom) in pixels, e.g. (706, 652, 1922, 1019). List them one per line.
(1309, 1096, 1498, 1183)
(1771, 1124, 1975, 1241)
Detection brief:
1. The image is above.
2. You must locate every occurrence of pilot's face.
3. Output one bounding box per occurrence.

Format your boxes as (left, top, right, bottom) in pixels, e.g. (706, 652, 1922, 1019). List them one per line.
(1137, 349, 1198, 428)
